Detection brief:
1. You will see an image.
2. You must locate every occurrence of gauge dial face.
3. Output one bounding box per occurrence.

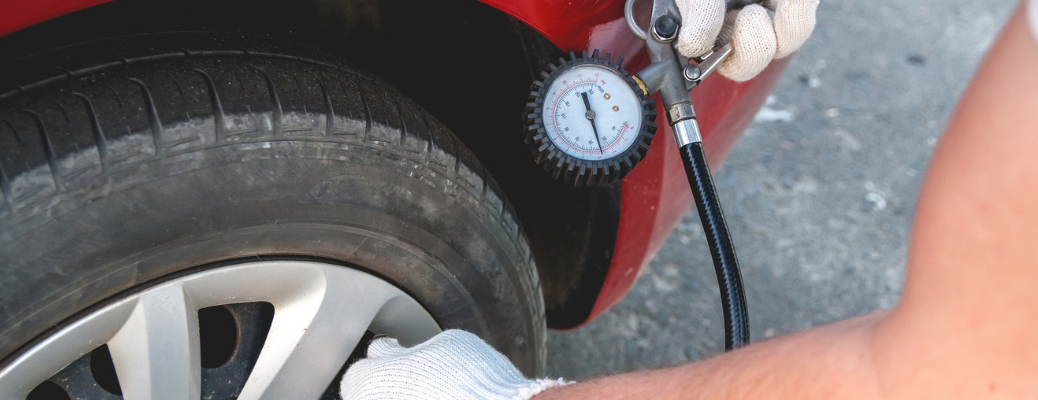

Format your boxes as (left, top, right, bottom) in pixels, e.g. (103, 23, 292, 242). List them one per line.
(541, 65, 643, 161)
(525, 50, 657, 187)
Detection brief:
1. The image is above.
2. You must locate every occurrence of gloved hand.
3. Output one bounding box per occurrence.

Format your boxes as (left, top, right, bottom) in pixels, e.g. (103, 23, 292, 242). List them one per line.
(676, 0, 819, 81)
(341, 329, 571, 400)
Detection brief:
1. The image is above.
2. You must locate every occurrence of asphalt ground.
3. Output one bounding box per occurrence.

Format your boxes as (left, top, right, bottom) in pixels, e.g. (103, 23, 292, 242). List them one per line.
(546, 0, 1020, 380)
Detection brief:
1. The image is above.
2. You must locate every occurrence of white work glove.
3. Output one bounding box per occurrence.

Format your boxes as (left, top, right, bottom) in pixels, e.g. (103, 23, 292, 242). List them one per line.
(341, 329, 571, 400)
(676, 0, 819, 81)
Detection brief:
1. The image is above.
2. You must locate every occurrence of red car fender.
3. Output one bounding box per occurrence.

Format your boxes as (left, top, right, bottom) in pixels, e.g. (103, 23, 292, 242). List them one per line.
(478, 0, 789, 324)
(0, 0, 108, 37)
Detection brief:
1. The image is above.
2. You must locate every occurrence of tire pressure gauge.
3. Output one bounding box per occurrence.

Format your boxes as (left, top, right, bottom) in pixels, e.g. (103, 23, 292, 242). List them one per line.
(525, 50, 657, 187)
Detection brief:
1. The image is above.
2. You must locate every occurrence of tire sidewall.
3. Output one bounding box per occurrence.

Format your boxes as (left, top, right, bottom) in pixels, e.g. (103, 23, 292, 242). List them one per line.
(0, 136, 543, 375)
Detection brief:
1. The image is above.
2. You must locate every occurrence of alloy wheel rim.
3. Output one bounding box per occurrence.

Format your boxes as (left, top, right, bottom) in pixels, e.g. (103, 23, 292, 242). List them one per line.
(0, 260, 441, 399)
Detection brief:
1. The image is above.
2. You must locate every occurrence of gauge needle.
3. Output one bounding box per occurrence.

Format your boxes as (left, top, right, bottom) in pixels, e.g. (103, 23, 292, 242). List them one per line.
(581, 92, 604, 154)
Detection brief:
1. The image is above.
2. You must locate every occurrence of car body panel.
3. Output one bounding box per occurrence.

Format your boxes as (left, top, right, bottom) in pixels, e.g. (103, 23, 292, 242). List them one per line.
(478, 0, 789, 323)
(0, 0, 107, 37)
(0, 0, 787, 326)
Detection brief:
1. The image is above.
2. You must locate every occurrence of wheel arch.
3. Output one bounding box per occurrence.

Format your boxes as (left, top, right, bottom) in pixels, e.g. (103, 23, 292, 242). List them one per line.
(0, 0, 623, 329)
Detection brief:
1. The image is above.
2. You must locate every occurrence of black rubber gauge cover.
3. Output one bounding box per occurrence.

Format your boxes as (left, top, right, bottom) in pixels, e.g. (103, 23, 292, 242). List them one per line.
(524, 50, 658, 187)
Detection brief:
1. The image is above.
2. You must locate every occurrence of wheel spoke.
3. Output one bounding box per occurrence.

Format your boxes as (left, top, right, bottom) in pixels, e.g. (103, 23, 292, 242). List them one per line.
(237, 267, 398, 400)
(107, 283, 201, 400)
(0, 261, 438, 400)
(0, 300, 137, 399)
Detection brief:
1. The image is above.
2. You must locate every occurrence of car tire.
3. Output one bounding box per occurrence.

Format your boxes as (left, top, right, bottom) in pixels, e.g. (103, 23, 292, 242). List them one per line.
(0, 32, 545, 389)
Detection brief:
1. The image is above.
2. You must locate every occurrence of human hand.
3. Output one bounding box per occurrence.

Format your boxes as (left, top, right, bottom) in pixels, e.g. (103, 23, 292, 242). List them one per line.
(676, 0, 819, 81)
(341, 329, 570, 400)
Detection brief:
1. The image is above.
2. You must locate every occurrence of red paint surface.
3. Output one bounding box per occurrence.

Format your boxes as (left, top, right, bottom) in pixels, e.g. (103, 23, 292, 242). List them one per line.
(2, 0, 787, 325)
(0, 0, 108, 37)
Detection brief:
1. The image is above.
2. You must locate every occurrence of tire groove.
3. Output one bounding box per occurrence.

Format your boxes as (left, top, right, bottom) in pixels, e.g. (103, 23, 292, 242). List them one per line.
(254, 67, 283, 138)
(52, 101, 70, 123)
(308, 71, 334, 137)
(166, 72, 184, 96)
(0, 161, 12, 216)
(1, 120, 20, 144)
(106, 85, 123, 108)
(73, 93, 108, 172)
(21, 110, 63, 192)
(129, 78, 165, 159)
(418, 110, 434, 163)
(448, 132, 461, 181)
(393, 98, 407, 149)
(194, 69, 226, 142)
(479, 166, 489, 205)
(13, 185, 45, 202)
(356, 79, 373, 141)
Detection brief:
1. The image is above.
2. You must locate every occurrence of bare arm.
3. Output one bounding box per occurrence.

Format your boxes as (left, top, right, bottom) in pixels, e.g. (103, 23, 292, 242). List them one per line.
(538, 3, 1038, 399)
(538, 312, 884, 400)
(873, 2, 1038, 396)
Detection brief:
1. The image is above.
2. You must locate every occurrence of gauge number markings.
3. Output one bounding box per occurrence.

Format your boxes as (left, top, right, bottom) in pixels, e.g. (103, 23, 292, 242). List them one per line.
(544, 72, 638, 160)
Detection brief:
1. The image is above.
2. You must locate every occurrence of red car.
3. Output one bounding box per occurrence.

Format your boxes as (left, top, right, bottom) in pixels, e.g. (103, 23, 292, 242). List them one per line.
(0, 0, 786, 398)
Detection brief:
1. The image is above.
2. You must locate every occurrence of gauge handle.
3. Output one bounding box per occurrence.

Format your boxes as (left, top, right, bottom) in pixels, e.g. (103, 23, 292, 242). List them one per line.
(624, 0, 763, 41)
(632, 0, 752, 351)
(679, 140, 750, 351)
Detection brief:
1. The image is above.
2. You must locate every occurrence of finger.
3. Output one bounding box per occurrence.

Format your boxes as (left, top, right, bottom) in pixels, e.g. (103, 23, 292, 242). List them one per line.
(365, 337, 406, 358)
(340, 358, 378, 400)
(432, 330, 511, 364)
(434, 330, 531, 383)
(771, 0, 818, 58)
(438, 330, 516, 366)
(676, 0, 726, 58)
(718, 5, 777, 82)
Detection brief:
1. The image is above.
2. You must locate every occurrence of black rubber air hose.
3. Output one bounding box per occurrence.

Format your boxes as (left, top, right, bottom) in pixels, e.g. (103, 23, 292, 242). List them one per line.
(680, 141, 751, 350)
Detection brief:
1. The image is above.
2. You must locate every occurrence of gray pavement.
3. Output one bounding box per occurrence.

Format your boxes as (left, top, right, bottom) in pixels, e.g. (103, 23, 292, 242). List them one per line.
(546, 0, 1019, 380)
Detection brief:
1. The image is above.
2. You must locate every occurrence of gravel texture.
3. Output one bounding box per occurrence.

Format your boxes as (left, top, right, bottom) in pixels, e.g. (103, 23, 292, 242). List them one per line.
(547, 0, 1019, 380)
